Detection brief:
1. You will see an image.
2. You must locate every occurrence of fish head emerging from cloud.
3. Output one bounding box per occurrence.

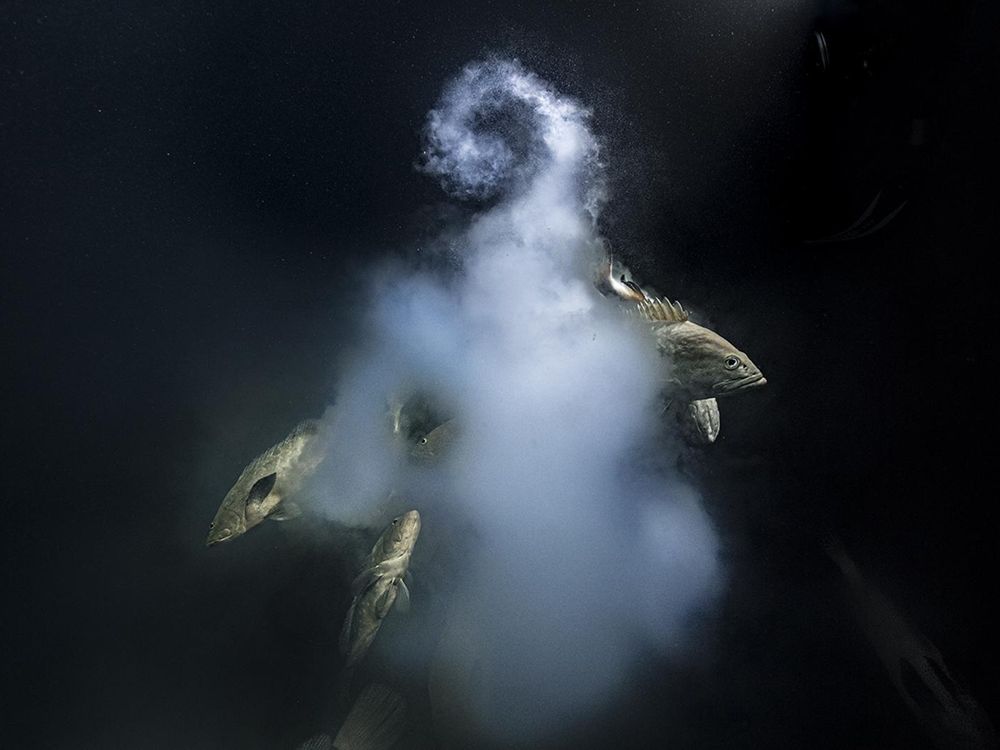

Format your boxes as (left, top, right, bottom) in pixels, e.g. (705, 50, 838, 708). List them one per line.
(374, 509, 422, 560)
(205, 472, 276, 547)
(635, 298, 765, 401)
(205, 496, 246, 547)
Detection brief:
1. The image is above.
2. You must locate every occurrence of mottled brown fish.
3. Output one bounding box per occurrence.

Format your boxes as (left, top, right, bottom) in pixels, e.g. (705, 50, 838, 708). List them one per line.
(635, 297, 766, 401)
(594, 258, 764, 441)
(206, 419, 323, 547)
(340, 510, 422, 667)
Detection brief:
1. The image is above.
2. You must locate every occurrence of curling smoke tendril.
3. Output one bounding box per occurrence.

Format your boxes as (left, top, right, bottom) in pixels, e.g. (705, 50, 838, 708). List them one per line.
(418, 59, 606, 219)
(307, 59, 722, 743)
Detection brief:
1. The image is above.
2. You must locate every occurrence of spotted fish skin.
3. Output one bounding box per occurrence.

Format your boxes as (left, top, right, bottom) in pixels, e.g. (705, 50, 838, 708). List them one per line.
(340, 510, 421, 667)
(629, 297, 765, 401)
(206, 419, 323, 547)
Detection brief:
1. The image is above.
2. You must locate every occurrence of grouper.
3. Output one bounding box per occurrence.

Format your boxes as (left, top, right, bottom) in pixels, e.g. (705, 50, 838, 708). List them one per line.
(634, 296, 766, 401)
(206, 419, 324, 546)
(595, 258, 764, 443)
(340, 510, 422, 667)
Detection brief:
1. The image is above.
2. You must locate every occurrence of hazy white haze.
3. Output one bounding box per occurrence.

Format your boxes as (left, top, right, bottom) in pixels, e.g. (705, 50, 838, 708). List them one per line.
(302, 59, 723, 743)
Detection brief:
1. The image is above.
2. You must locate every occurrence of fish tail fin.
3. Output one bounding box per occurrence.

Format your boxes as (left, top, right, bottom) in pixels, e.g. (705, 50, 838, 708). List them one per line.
(332, 683, 407, 750)
(296, 734, 333, 750)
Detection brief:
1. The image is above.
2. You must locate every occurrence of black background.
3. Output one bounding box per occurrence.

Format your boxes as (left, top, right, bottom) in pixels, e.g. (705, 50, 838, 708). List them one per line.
(3, 1, 998, 748)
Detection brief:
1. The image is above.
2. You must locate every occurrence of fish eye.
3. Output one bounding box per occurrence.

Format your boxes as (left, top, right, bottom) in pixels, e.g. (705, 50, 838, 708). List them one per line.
(724, 355, 741, 370)
(418, 437, 428, 445)
(392, 519, 399, 525)
(209, 522, 215, 529)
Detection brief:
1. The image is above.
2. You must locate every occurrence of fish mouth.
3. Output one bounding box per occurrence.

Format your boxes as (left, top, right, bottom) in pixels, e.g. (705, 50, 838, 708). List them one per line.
(206, 531, 233, 547)
(713, 373, 767, 395)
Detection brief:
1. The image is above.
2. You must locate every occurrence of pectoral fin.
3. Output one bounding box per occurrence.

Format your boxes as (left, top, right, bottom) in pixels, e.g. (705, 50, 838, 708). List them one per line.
(394, 579, 411, 613)
(676, 398, 721, 445)
(375, 583, 398, 619)
(270, 501, 301, 521)
(245, 472, 277, 512)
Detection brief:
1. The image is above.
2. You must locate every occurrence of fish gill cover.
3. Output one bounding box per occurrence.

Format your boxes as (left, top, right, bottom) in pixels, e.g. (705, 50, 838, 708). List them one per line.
(301, 59, 722, 743)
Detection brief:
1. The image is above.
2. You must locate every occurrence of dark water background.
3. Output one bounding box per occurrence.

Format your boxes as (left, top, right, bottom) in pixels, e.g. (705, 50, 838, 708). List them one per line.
(3, 1, 998, 747)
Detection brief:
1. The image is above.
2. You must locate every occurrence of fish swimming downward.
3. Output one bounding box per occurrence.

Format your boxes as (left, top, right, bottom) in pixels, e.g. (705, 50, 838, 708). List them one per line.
(296, 682, 407, 750)
(340, 510, 422, 667)
(206, 419, 324, 546)
(826, 537, 998, 750)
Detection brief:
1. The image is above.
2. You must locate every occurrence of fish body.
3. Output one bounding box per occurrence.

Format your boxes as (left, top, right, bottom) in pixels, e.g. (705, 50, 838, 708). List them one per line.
(595, 261, 765, 437)
(340, 510, 422, 666)
(294, 683, 406, 750)
(409, 419, 457, 462)
(636, 298, 766, 401)
(827, 539, 998, 750)
(206, 419, 323, 546)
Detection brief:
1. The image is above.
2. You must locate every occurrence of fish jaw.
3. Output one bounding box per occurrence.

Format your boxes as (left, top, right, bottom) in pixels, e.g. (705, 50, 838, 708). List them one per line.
(206, 524, 237, 547)
(205, 503, 245, 547)
(712, 371, 767, 396)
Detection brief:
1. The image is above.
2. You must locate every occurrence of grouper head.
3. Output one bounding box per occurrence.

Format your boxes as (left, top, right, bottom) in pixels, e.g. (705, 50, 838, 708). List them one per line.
(656, 320, 766, 399)
(206, 499, 246, 547)
(636, 297, 766, 401)
(205, 472, 276, 547)
(374, 510, 422, 561)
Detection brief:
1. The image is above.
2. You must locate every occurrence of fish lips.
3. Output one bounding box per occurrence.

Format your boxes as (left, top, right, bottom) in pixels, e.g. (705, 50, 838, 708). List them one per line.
(205, 528, 236, 547)
(713, 372, 767, 395)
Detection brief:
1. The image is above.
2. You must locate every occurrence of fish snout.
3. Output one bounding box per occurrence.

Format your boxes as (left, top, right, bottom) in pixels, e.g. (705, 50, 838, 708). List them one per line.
(741, 358, 766, 388)
(402, 508, 421, 528)
(205, 527, 234, 547)
(398, 509, 422, 538)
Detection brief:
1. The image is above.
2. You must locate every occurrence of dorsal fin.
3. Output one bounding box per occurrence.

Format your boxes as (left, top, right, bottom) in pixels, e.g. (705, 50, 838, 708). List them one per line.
(634, 297, 689, 323)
